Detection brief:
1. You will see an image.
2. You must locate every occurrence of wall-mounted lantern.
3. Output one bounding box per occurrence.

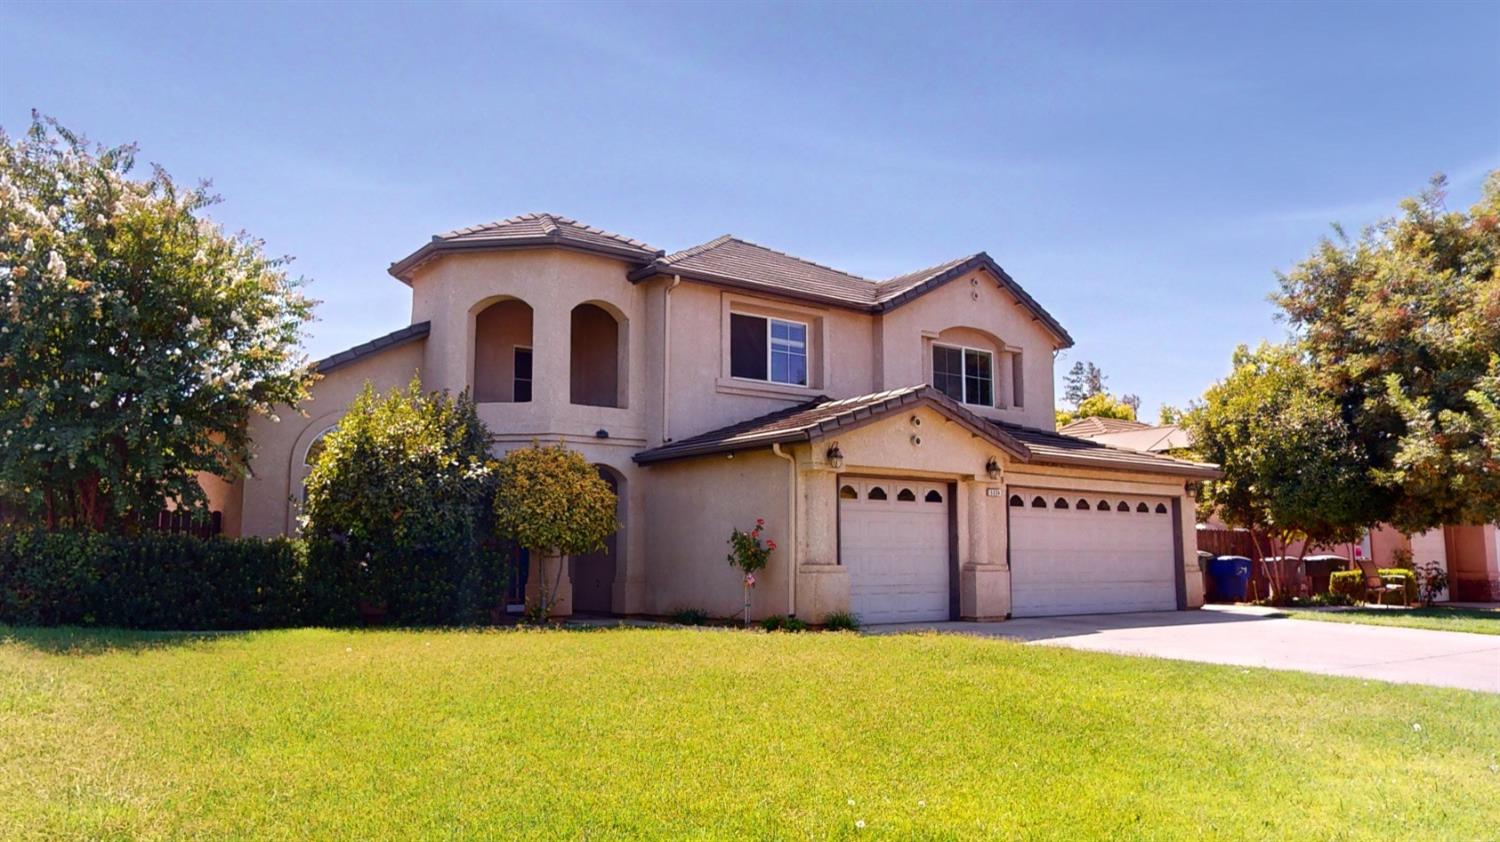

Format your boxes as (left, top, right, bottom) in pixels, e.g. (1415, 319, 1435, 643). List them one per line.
(826, 442, 845, 470)
(985, 456, 1001, 480)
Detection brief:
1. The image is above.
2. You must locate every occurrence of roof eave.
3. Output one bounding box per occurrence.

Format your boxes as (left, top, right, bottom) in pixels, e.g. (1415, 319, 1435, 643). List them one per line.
(1026, 452, 1223, 480)
(391, 237, 663, 284)
(875, 252, 1074, 348)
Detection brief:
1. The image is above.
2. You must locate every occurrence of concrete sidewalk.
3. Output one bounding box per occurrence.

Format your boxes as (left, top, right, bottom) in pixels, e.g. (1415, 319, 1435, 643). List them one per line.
(868, 606, 1500, 693)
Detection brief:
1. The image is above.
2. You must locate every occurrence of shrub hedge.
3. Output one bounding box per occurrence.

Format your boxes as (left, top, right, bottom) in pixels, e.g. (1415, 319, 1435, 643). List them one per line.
(0, 530, 510, 630)
(1329, 568, 1419, 604)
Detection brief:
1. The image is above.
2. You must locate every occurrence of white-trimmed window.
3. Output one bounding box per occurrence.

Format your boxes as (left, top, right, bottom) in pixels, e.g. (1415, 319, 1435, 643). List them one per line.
(730, 313, 808, 386)
(933, 343, 993, 407)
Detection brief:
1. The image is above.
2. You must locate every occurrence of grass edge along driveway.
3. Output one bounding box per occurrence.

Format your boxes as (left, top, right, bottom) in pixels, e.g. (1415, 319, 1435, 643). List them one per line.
(2, 625, 1497, 840)
(1278, 605, 1500, 636)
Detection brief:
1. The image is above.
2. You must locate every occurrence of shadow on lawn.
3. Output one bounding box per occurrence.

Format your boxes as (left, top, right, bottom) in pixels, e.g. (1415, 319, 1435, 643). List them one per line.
(0, 625, 252, 656)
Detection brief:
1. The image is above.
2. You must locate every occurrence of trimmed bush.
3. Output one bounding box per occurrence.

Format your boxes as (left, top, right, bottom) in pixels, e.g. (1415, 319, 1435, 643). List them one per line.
(301, 380, 507, 624)
(1330, 568, 1419, 604)
(0, 530, 307, 629)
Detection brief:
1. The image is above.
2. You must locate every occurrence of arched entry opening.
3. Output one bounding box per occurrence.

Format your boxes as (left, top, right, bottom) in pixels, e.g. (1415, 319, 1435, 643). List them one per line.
(474, 298, 534, 403)
(570, 465, 624, 614)
(570, 302, 626, 408)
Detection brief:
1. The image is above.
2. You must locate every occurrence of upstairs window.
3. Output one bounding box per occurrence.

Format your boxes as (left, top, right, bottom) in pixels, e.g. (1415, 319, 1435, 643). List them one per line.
(513, 347, 533, 402)
(731, 314, 807, 386)
(933, 344, 994, 407)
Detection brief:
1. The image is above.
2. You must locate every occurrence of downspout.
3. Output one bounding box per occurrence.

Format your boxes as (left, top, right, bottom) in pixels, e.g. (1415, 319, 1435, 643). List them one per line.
(771, 443, 798, 617)
(661, 274, 681, 443)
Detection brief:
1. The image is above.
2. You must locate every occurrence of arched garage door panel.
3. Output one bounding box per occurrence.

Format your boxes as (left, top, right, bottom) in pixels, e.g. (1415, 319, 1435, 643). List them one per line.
(1009, 490, 1176, 617)
(840, 479, 950, 624)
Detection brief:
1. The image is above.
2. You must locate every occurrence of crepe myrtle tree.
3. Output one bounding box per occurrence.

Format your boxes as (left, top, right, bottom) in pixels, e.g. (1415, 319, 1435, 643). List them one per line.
(0, 114, 314, 531)
(1186, 343, 1379, 603)
(491, 443, 618, 620)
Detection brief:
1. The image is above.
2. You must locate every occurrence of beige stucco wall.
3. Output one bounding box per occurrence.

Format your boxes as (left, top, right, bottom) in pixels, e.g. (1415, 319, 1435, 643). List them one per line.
(638, 448, 792, 619)
(409, 249, 652, 449)
(238, 339, 426, 537)
(874, 266, 1061, 431)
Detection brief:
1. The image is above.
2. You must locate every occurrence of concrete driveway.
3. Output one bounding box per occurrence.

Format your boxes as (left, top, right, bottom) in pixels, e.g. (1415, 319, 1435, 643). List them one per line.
(868, 606, 1500, 693)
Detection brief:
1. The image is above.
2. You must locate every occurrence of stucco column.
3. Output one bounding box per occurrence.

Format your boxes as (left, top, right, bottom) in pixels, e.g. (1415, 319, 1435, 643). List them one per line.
(529, 299, 570, 409)
(525, 551, 573, 618)
(961, 475, 1011, 620)
(611, 467, 649, 615)
(795, 460, 849, 622)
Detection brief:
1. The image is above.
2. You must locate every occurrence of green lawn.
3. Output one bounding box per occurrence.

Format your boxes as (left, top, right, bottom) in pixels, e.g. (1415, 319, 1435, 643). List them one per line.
(1281, 605, 1500, 636)
(2, 627, 1497, 840)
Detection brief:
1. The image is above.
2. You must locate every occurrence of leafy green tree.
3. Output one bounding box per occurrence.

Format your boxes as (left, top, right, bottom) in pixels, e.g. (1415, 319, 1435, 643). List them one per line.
(1186, 344, 1378, 602)
(0, 115, 314, 531)
(1273, 172, 1500, 531)
(491, 444, 617, 618)
(1158, 404, 1184, 425)
(1056, 392, 1137, 427)
(301, 379, 502, 623)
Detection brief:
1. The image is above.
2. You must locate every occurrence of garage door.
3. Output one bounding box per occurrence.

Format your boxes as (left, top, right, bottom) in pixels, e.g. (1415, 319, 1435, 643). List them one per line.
(839, 479, 951, 624)
(1009, 490, 1178, 617)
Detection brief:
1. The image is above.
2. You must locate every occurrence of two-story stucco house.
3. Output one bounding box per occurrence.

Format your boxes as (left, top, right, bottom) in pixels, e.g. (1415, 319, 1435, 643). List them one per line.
(212, 213, 1222, 623)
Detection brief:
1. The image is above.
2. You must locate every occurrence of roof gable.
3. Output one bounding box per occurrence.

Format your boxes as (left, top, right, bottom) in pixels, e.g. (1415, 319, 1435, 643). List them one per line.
(634, 385, 1030, 465)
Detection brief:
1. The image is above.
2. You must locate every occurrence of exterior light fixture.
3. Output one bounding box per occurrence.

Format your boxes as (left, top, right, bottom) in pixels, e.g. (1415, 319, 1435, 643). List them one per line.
(985, 456, 1001, 480)
(826, 442, 844, 470)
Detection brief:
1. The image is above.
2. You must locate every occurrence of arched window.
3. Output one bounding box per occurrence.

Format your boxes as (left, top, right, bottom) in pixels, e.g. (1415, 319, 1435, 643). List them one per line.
(897, 488, 917, 502)
(1116, 501, 1129, 512)
(570, 302, 626, 408)
(1054, 498, 1070, 509)
(1076, 499, 1091, 510)
(1155, 502, 1168, 514)
(474, 298, 534, 403)
(303, 430, 332, 467)
(868, 486, 888, 501)
(1136, 502, 1149, 513)
(1009, 495, 1024, 507)
(1097, 499, 1110, 512)
(924, 490, 943, 503)
(1031, 496, 1046, 508)
(839, 485, 858, 500)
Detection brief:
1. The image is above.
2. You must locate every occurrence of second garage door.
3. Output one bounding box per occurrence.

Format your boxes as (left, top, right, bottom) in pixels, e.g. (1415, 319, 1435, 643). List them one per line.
(839, 478, 951, 624)
(1009, 490, 1178, 617)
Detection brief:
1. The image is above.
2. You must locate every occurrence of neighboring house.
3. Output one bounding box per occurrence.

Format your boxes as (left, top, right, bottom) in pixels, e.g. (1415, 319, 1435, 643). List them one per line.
(208, 213, 1225, 623)
(1065, 420, 1500, 602)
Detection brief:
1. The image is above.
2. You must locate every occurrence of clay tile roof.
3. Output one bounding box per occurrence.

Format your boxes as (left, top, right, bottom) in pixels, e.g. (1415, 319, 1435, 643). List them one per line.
(389, 213, 663, 281)
(1057, 416, 1153, 437)
(638, 235, 879, 306)
(315, 321, 430, 374)
(992, 420, 1221, 479)
(634, 385, 1030, 465)
(627, 241, 1073, 348)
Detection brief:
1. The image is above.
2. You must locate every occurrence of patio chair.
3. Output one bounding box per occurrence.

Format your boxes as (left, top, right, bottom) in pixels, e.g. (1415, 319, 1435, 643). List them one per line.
(1355, 557, 1407, 606)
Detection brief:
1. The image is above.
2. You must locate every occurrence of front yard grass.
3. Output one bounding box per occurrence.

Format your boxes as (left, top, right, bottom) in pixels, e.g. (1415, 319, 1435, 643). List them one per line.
(1281, 605, 1500, 636)
(2, 626, 1497, 840)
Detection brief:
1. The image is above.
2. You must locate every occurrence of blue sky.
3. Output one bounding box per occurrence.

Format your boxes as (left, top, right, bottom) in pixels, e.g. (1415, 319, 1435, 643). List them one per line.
(3, 1, 1497, 419)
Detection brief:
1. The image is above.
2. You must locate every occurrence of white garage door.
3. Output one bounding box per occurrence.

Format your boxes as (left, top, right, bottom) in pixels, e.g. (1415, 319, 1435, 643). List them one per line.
(839, 478, 951, 624)
(1009, 490, 1178, 617)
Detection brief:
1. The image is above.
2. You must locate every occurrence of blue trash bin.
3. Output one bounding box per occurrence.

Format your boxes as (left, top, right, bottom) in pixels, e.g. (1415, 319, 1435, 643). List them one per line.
(1207, 555, 1252, 602)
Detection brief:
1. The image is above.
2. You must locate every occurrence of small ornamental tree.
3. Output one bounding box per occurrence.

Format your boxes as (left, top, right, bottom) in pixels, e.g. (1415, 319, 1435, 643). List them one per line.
(727, 518, 775, 626)
(0, 114, 315, 531)
(1186, 343, 1378, 603)
(491, 444, 617, 619)
(301, 379, 501, 623)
